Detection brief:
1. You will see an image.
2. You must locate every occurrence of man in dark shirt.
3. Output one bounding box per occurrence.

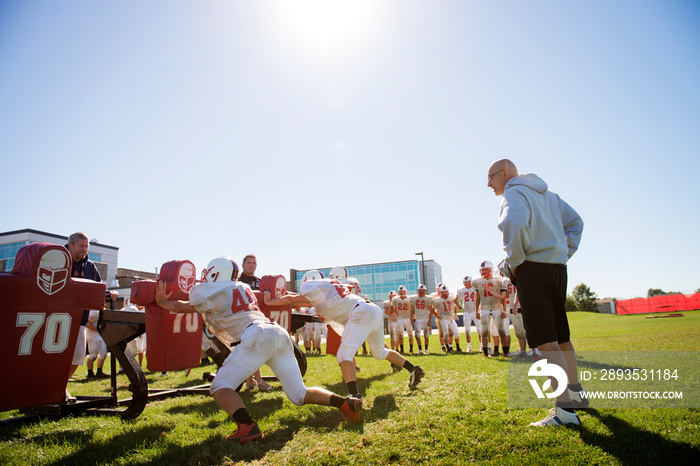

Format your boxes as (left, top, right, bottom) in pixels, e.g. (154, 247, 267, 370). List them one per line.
(238, 254, 260, 290)
(65, 232, 118, 401)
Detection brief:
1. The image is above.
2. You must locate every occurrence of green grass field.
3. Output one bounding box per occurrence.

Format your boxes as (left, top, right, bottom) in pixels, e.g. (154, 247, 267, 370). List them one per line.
(1, 311, 699, 465)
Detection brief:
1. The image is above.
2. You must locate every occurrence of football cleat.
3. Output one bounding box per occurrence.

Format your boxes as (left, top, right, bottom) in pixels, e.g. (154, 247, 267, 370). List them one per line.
(340, 397, 363, 424)
(408, 366, 424, 388)
(391, 363, 402, 373)
(258, 380, 273, 392)
(227, 422, 263, 444)
(529, 407, 581, 427)
(568, 387, 590, 409)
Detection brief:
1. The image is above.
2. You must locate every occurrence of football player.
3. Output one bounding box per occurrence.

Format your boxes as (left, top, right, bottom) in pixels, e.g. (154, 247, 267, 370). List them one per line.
(430, 283, 453, 351)
(383, 290, 399, 352)
(455, 276, 479, 352)
(505, 279, 528, 355)
(330, 266, 368, 355)
(265, 271, 424, 399)
(433, 284, 462, 352)
(472, 261, 509, 358)
(155, 258, 363, 444)
(391, 285, 415, 354)
(85, 309, 109, 379)
(410, 284, 434, 354)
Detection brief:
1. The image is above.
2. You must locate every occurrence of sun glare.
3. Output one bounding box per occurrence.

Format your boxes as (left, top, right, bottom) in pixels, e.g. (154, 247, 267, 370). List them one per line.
(264, 0, 388, 69)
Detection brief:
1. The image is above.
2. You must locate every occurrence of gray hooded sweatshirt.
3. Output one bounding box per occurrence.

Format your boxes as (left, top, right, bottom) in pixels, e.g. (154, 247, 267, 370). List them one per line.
(498, 173, 583, 270)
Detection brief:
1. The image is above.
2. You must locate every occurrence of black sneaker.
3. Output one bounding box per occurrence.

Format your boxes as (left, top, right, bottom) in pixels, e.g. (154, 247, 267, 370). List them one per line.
(409, 366, 424, 388)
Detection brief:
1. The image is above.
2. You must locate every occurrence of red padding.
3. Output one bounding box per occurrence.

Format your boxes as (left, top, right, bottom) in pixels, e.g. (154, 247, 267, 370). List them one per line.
(0, 243, 105, 411)
(130, 260, 202, 372)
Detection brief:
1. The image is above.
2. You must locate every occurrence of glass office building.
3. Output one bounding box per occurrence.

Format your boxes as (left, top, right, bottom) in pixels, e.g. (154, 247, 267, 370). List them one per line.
(291, 259, 442, 304)
(0, 229, 117, 283)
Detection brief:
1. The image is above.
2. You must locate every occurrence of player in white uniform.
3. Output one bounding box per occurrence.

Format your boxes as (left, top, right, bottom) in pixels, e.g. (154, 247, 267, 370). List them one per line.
(85, 309, 109, 379)
(155, 258, 362, 444)
(455, 276, 479, 352)
(383, 290, 399, 352)
(308, 306, 327, 355)
(330, 266, 367, 355)
(431, 283, 454, 352)
(122, 302, 147, 367)
(503, 277, 527, 355)
(472, 261, 509, 359)
(433, 285, 462, 352)
(410, 284, 434, 354)
(266, 271, 424, 399)
(301, 307, 316, 354)
(391, 285, 415, 353)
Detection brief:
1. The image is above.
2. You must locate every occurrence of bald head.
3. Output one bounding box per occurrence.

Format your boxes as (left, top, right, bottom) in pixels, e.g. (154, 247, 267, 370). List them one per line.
(487, 159, 518, 196)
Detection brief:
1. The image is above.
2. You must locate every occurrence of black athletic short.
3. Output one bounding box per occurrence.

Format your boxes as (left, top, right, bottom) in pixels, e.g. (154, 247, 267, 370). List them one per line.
(513, 261, 570, 348)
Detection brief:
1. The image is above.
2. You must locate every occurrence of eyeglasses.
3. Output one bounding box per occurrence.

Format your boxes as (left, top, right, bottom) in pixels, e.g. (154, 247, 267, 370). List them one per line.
(487, 169, 504, 181)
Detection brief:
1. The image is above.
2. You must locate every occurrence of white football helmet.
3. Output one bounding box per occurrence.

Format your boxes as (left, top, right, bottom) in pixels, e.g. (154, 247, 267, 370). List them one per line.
(202, 257, 239, 283)
(438, 284, 449, 298)
(398, 285, 407, 298)
(463, 276, 473, 286)
(329, 266, 348, 280)
(417, 284, 428, 297)
(388, 290, 397, 298)
(479, 261, 494, 279)
(302, 269, 324, 283)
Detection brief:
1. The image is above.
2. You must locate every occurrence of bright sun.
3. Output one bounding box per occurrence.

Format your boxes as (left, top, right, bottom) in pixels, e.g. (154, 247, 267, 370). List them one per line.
(263, 0, 389, 67)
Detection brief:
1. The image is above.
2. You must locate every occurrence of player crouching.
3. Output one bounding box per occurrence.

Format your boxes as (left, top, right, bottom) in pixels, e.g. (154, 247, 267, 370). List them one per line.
(265, 271, 425, 400)
(155, 257, 362, 444)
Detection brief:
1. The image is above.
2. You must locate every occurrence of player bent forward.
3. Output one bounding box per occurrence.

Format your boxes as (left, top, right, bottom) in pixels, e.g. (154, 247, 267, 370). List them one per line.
(265, 271, 424, 400)
(155, 257, 362, 444)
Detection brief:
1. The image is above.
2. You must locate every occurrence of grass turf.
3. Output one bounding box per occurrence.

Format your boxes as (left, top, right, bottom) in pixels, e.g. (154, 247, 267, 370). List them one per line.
(1, 311, 698, 465)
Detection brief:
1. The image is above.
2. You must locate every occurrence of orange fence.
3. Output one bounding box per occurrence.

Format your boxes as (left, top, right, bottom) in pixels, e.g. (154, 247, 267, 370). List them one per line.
(615, 293, 700, 315)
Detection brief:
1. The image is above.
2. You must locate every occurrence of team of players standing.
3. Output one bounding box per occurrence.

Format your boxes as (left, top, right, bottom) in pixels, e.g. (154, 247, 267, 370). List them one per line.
(381, 260, 528, 358)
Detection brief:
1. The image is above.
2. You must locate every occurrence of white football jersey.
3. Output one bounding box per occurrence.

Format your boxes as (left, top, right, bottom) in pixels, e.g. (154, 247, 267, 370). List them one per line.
(472, 276, 507, 311)
(410, 295, 434, 320)
(502, 278, 516, 312)
(383, 299, 398, 321)
(300, 278, 363, 326)
(433, 296, 455, 320)
(456, 286, 477, 313)
(391, 295, 413, 319)
(188, 281, 269, 346)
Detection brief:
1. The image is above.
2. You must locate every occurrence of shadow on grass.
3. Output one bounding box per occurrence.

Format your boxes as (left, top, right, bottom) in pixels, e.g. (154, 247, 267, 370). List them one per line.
(43, 424, 172, 466)
(579, 409, 700, 464)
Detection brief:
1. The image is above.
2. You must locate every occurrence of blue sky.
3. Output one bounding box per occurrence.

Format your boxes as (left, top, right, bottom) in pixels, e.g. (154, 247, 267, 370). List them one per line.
(1, 0, 698, 299)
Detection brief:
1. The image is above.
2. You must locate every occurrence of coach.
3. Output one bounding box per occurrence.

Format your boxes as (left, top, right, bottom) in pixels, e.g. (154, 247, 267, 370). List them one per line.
(487, 159, 587, 427)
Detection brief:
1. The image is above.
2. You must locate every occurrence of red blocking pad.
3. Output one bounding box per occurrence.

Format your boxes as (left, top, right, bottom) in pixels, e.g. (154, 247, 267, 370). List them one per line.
(0, 243, 105, 411)
(255, 274, 293, 331)
(130, 260, 202, 372)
